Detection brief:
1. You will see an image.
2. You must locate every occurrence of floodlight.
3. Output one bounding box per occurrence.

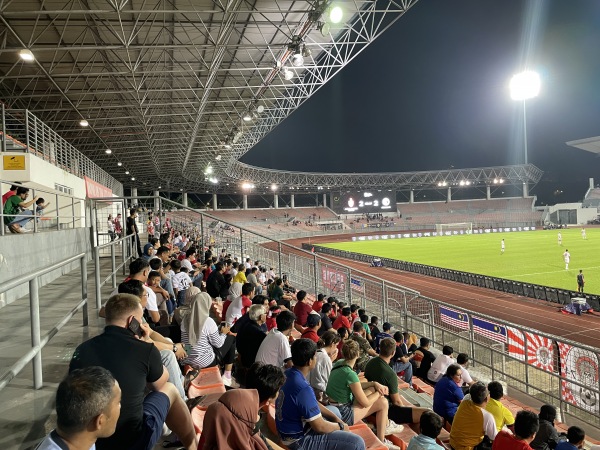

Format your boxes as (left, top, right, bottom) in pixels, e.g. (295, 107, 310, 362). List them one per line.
(282, 67, 294, 80)
(329, 6, 343, 23)
(242, 111, 253, 122)
(105, 148, 112, 154)
(216, 154, 222, 160)
(271, 184, 278, 191)
(256, 105, 265, 114)
(291, 53, 304, 67)
(302, 45, 312, 58)
(19, 49, 35, 61)
(205, 165, 213, 174)
(242, 182, 254, 190)
(509, 71, 540, 101)
(131, 177, 135, 181)
(117, 161, 122, 166)
(79, 119, 89, 127)
(158, 186, 161, 189)
(209, 177, 219, 184)
(125, 170, 130, 175)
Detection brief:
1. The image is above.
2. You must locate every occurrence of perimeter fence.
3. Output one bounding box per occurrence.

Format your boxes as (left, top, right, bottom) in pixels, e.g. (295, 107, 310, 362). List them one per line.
(88, 196, 600, 430)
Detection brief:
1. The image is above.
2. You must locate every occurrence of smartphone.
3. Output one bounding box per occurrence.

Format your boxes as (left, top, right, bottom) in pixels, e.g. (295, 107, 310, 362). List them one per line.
(220, 321, 226, 328)
(128, 317, 143, 338)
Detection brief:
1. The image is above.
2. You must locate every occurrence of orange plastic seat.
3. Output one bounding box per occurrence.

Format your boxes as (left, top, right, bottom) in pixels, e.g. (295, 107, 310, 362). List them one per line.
(188, 382, 226, 398)
(349, 422, 387, 450)
(194, 365, 223, 386)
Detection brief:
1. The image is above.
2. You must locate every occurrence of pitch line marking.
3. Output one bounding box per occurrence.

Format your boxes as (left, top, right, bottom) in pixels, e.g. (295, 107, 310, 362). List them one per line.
(497, 265, 600, 278)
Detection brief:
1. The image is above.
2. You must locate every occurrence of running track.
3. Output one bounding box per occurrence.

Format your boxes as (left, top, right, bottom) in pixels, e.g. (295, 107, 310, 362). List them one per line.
(282, 236, 600, 350)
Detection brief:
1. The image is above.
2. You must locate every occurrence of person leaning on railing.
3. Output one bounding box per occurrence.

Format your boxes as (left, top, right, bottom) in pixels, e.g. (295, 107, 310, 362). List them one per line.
(3, 186, 39, 233)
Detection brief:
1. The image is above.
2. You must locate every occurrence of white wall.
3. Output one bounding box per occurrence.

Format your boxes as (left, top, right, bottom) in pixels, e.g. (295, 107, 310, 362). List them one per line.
(547, 202, 598, 225)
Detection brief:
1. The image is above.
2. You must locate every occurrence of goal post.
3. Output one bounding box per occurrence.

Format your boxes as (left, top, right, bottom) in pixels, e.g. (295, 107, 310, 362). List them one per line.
(435, 222, 473, 235)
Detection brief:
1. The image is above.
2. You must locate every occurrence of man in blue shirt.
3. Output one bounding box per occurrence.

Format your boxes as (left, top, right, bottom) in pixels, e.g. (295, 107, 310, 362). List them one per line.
(407, 411, 444, 450)
(275, 338, 365, 450)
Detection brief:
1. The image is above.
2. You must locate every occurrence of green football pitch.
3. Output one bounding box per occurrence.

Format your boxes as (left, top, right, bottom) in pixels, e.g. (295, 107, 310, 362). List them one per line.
(320, 228, 599, 295)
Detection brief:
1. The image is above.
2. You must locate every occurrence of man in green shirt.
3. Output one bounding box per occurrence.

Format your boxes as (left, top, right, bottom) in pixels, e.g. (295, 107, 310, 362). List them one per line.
(364, 337, 429, 425)
(3, 187, 39, 233)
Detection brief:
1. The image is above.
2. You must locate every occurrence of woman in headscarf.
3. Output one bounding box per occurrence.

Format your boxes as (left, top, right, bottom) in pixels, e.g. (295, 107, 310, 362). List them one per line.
(199, 389, 268, 450)
(173, 285, 200, 326)
(222, 281, 243, 322)
(181, 289, 236, 385)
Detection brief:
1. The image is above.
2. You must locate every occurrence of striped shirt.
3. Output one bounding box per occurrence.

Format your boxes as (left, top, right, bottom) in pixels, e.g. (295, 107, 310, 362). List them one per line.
(182, 318, 225, 369)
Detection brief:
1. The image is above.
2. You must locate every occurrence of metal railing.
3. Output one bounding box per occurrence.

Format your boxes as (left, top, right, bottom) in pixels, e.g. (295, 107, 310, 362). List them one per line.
(88, 195, 600, 430)
(0, 253, 88, 391)
(0, 179, 87, 236)
(1, 107, 123, 196)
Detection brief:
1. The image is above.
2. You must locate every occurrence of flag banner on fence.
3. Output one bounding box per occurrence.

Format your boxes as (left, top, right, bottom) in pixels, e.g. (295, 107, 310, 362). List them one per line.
(350, 277, 365, 294)
(507, 327, 526, 361)
(439, 307, 469, 330)
(321, 266, 346, 294)
(507, 327, 554, 372)
(526, 332, 554, 372)
(472, 317, 507, 343)
(558, 342, 599, 414)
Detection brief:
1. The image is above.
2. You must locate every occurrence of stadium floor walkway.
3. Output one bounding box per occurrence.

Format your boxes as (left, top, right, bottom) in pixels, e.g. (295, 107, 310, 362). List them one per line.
(0, 258, 114, 450)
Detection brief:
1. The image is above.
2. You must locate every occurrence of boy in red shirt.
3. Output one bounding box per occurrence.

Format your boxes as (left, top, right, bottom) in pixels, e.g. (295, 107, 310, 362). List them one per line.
(332, 306, 352, 332)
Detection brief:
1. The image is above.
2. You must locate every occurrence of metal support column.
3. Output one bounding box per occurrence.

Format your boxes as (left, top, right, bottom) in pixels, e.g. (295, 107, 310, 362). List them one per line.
(240, 229, 244, 260)
(313, 254, 318, 297)
(25, 109, 30, 152)
(55, 193, 60, 230)
(81, 256, 89, 327)
(278, 242, 283, 277)
(29, 277, 42, 389)
(111, 244, 117, 288)
(382, 281, 388, 322)
(200, 214, 205, 251)
(71, 197, 76, 229)
(1, 104, 6, 152)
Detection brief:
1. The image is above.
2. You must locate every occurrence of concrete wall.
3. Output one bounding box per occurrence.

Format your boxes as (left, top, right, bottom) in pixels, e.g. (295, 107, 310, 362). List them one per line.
(547, 202, 598, 225)
(0, 228, 92, 307)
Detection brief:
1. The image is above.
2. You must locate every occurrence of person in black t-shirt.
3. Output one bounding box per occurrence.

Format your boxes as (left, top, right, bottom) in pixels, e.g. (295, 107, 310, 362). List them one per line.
(126, 208, 143, 257)
(69, 294, 197, 450)
(413, 337, 436, 382)
(317, 303, 334, 336)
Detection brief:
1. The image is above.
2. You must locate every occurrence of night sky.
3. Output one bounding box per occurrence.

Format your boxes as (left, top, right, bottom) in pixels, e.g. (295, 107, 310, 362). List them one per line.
(242, 0, 600, 205)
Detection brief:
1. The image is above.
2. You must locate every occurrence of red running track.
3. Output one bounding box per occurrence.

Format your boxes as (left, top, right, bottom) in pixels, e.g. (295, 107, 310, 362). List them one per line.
(283, 237, 600, 350)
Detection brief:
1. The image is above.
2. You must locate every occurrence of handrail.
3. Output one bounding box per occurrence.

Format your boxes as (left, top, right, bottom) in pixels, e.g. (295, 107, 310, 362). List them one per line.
(0, 252, 88, 391)
(0, 252, 85, 294)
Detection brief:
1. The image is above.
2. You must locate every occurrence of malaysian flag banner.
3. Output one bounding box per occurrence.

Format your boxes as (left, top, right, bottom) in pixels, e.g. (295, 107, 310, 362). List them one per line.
(439, 307, 469, 330)
(350, 277, 365, 294)
(473, 317, 507, 343)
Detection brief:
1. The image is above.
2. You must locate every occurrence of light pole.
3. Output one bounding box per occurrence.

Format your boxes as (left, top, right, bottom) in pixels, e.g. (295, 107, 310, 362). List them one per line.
(509, 71, 540, 165)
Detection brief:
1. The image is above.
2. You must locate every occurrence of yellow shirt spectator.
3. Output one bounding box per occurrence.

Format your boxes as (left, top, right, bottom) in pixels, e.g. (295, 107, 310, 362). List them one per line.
(233, 270, 247, 284)
(485, 397, 514, 431)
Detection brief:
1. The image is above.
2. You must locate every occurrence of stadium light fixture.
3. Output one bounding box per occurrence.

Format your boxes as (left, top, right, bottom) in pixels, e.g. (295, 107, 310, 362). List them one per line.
(282, 67, 294, 80)
(271, 184, 278, 191)
(510, 70, 540, 165)
(117, 161, 122, 166)
(158, 186, 161, 189)
(105, 148, 112, 154)
(19, 49, 35, 61)
(205, 165, 213, 174)
(329, 5, 343, 23)
(125, 170, 130, 175)
(459, 180, 465, 186)
(209, 177, 219, 184)
(242, 182, 255, 190)
(242, 111, 253, 122)
(131, 177, 135, 181)
(79, 119, 89, 127)
(215, 154, 222, 160)
(256, 105, 265, 114)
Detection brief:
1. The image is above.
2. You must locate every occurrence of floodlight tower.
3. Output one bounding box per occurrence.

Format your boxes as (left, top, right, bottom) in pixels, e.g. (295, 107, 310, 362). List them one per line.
(509, 70, 540, 165)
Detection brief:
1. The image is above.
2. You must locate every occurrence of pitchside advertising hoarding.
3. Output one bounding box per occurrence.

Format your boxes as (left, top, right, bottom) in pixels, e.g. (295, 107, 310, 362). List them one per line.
(330, 190, 397, 214)
(351, 227, 536, 242)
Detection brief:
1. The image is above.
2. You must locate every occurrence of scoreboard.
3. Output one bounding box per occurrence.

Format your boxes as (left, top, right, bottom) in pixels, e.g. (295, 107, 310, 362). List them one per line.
(330, 190, 397, 214)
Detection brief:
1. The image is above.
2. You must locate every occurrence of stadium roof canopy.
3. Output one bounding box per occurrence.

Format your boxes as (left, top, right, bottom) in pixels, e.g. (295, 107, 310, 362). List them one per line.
(566, 137, 600, 155)
(0, 1, 543, 194)
(0, 0, 419, 192)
